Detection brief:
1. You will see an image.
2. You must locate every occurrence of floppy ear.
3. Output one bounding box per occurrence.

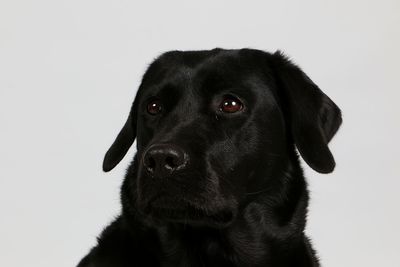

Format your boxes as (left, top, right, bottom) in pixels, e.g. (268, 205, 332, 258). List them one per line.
(102, 106, 137, 172)
(271, 51, 342, 173)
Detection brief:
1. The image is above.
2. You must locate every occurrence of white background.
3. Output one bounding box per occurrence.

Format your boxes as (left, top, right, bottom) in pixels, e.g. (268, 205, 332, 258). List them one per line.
(1, 1, 399, 266)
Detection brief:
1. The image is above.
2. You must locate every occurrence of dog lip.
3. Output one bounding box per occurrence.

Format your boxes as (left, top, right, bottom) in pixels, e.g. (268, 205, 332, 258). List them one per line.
(142, 195, 235, 227)
(149, 206, 235, 227)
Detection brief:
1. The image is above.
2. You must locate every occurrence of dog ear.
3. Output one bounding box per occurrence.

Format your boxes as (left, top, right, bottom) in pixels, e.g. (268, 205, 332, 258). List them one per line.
(271, 51, 342, 173)
(102, 105, 137, 172)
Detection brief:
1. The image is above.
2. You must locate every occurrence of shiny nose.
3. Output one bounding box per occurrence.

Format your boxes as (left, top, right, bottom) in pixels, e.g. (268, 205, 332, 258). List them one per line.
(143, 144, 187, 176)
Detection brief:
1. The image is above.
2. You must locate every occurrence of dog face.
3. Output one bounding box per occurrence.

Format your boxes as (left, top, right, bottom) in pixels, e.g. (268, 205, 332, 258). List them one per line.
(102, 49, 342, 228)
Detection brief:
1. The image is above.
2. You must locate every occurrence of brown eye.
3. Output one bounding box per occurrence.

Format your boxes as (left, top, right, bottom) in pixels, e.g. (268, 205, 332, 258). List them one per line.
(219, 97, 243, 113)
(147, 99, 162, 115)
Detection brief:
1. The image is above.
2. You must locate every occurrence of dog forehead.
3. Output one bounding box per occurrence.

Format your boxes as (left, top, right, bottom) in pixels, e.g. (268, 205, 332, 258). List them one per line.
(147, 50, 240, 81)
(139, 49, 270, 97)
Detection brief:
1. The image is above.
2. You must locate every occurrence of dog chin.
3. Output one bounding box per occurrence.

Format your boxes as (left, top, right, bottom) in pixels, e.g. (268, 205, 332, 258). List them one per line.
(138, 195, 236, 228)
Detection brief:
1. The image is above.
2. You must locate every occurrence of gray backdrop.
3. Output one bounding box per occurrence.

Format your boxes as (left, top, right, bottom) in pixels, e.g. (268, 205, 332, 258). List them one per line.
(1, 0, 399, 266)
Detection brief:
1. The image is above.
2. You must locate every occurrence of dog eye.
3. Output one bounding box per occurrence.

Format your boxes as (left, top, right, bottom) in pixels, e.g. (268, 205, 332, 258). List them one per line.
(147, 99, 162, 115)
(219, 97, 243, 113)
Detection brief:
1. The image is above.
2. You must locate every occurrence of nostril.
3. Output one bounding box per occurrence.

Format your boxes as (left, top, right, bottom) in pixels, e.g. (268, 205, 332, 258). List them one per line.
(146, 156, 156, 172)
(165, 156, 176, 170)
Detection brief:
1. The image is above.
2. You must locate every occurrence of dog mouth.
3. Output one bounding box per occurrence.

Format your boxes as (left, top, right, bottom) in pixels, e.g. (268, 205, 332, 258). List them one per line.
(141, 195, 236, 227)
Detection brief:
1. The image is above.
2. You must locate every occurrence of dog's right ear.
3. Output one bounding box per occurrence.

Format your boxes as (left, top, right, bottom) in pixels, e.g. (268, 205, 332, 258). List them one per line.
(102, 105, 137, 172)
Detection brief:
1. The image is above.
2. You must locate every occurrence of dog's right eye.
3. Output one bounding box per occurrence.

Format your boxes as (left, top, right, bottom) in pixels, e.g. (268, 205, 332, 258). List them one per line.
(147, 99, 163, 115)
(219, 96, 243, 113)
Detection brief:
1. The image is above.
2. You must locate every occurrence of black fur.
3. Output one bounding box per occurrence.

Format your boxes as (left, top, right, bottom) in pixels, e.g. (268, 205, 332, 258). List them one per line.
(78, 48, 342, 267)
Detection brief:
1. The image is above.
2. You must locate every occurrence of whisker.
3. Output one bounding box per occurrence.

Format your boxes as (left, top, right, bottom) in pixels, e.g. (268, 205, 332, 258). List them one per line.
(246, 188, 270, 196)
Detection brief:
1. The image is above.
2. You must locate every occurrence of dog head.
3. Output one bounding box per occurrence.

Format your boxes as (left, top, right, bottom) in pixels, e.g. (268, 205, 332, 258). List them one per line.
(102, 49, 342, 228)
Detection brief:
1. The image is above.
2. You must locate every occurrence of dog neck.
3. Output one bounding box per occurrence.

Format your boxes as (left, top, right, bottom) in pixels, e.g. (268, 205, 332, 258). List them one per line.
(152, 162, 310, 266)
(121, 156, 313, 266)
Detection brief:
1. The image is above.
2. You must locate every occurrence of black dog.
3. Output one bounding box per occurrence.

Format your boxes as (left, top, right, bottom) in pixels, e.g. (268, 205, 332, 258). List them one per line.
(78, 48, 342, 267)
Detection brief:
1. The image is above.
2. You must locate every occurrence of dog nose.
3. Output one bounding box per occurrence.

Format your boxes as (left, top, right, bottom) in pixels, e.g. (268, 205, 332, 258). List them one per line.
(143, 144, 187, 176)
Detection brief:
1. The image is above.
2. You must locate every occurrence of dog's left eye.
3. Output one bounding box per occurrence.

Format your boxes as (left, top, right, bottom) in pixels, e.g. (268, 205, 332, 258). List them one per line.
(219, 97, 243, 113)
(147, 99, 163, 115)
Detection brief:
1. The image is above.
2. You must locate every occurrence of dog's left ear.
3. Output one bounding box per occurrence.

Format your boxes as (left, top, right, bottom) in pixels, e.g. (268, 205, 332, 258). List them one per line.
(271, 51, 342, 173)
(102, 104, 137, 172)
